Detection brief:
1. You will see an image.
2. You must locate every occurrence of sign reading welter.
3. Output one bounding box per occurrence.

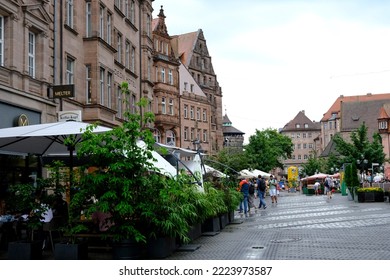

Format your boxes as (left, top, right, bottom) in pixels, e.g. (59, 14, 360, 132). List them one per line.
(52, 84, 74, 98)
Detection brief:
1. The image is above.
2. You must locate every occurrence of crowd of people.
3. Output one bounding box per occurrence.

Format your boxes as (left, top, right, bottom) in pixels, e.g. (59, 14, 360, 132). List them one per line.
(237, 174, 281, 217)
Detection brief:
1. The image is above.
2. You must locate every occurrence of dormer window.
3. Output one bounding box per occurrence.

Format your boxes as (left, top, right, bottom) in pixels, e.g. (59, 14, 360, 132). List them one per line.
(295, 124, 300, 128)
(379, 120, 388, 130)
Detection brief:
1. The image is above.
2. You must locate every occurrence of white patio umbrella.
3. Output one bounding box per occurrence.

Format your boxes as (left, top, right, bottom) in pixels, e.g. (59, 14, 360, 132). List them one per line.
(0, 120, 112, 188)
(0, 120, 111, 156)
(239, 169, 257, 179)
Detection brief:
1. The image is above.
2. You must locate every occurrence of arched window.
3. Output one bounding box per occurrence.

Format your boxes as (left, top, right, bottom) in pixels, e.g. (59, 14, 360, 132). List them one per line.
(153, 129, 161, 143)
(166, 130, 175, 146)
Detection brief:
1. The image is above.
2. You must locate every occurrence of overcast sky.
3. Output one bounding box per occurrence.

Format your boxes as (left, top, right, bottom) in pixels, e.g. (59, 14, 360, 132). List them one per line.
(152, 0, 390, 142)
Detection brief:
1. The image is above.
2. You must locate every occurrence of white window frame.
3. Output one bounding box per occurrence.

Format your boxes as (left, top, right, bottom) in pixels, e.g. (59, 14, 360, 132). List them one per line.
(107, 72, 112, 108)
(66, 0, 74, 28)
(0, 16, 3, 66)
(100, 68, 105, 105)
(131, 94, 136, 114)
(130, 0, 135, 24)
(66, 56, 74, 84)
(86, 2, 92, 37)
(28, 32, 36, 78)
(117, 86, 122, 118)
(190, 106, 194, 119)
(161, 97, 166, 114)
(203, 129, 207, 142)
(117, 33, 122, 63)
(168, 98, 174, 115)
(161, 68, 165, 83)
(190, 128, 194, 141)
(196, 108, 201, 120)
(125, 41, 130, 68)
(107, 13, 112, 44)
(203, 109, 207, 122)
(86, 65, 92, 104)
(184, 127, 188, 141)
(99, 6, 104, 38)
(168, 69, 173, 85)
(184, 105, 188, 118)
(131, 46, 135, 72)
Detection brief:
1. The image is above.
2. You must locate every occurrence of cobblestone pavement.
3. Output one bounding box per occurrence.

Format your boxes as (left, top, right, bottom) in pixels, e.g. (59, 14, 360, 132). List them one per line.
(167, 192, 390, 260)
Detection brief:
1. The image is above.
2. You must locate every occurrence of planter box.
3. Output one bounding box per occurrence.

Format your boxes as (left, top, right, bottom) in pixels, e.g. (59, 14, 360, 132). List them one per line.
(7, 240, 42, 260)
(228, 211, 235, 224)
(357, 192, 384, 202)
(146, 236, 176, 259)
(186, 223, 202, 242)
(112, 239, 145, 260)
(54, 242, 88, 260)
(219, 213, 229, 229)
(201, 217, 220, 233)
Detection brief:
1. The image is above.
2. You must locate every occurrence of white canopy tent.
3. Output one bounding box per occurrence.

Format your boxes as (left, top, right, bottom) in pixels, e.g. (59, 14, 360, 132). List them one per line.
(251, 169, 272, 178)
(239, 169, 257, 179)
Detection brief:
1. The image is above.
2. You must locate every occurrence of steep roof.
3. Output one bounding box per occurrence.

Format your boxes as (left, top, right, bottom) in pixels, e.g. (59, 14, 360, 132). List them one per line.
(340, 99, 390, 138)
(281, 110, 321, 132)
(171, 31, 198, 66)
(321, 93, 390, 122)
(222, 114, 244, 135)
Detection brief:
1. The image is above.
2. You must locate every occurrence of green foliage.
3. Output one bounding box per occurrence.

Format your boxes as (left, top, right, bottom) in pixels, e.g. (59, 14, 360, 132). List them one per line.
(333, 123, 386, 168)
(301, 153, 327, 176)
(245, 128, 293, 171)
(344, 162, 359, 199)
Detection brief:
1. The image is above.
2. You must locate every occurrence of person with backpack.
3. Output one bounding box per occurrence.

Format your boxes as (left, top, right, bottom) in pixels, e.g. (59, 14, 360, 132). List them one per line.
(256, 175, 267, 209)
(247, 178, 257, 214)
(324, 176, 333, 199)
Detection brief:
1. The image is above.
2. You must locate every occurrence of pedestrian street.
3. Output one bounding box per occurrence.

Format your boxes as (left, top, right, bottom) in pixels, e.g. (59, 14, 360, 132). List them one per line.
(168, 192, 390, 260)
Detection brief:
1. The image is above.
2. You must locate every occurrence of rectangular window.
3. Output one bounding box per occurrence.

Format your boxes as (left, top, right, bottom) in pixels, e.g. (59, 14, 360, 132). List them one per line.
(100, 68, 105, 105)
(115, 0, 122, 9)
(99, 6, 104, 38)
(0, 16, 3, 66)
(168, 69, 173, 85)
(28, 32, 36, 78)
(379, 121, 388, 130)
(125, 0, 129, 18)
(147, 57, 151, 80)
(86, 2, 92, 37)
(155, 66, 158, 82)
(86, 65, 92, 103)
(190, 106, 194, 119)
(107, 13, 112, 44)
(66, 57, 74, 84)
(146, 14, 151, 37)
(203, 109, 207, 122)
(197, 129, 201, 141)
(66, 0, 74, 28)
(184, 127, 188, 141)
(161, 68, 165, 83)
(169, 98, 174, 115)
(125, 41, 130, 68)
(131, 94, 136, 114)
(117, 34, 122, 63)
(161, 97, 166, 114)
(184, 105, 188, 118)
(196, 108, 201, 120)
(190, 84, 194, 93)
(107, 72, 112, 108)
(184, 82, 188, 91)
(203, 130, 207, 142)
(117, 86, 122, 118)
(190, 128, 194, 141)
(131, 46, 135, 72)
(130, 0, 135, 24)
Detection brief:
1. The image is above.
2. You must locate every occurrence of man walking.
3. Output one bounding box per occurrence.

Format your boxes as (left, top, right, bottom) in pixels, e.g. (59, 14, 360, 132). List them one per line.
(269, 175, 278, 204)
(256, 175, 267, 209)
(239, 178, 250, 217)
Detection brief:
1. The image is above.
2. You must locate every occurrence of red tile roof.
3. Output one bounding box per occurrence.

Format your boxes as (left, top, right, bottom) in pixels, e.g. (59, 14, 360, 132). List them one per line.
(321, 93, 390, 122)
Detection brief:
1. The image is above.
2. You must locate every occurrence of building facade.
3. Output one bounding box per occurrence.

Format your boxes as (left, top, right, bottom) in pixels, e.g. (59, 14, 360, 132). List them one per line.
(280, 110, 321, 175)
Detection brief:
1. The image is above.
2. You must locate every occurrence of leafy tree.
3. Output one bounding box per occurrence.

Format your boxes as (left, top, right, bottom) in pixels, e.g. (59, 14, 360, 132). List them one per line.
(245, 128, 293, 172)
(207, 148, 247, 176)
(301, 152, 326, 176)
(333, 123, 386, 171)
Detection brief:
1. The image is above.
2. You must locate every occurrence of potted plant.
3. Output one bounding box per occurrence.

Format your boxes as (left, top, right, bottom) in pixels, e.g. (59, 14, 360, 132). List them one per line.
(75, 83, 182, 259)
(5, 183, 51, 259)
(356, 187, 384, 202)
(201, 182, 228, 233)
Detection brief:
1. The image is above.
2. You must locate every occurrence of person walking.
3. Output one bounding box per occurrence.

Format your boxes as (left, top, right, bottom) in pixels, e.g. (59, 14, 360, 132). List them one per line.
(256, 175, 267, 209)
(313, 180, 320, 196)
(238, 178, 250, 217)
(324, 176, 333, 199)
(247, 178, 257, 214)
(268, 175, 278, 204)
